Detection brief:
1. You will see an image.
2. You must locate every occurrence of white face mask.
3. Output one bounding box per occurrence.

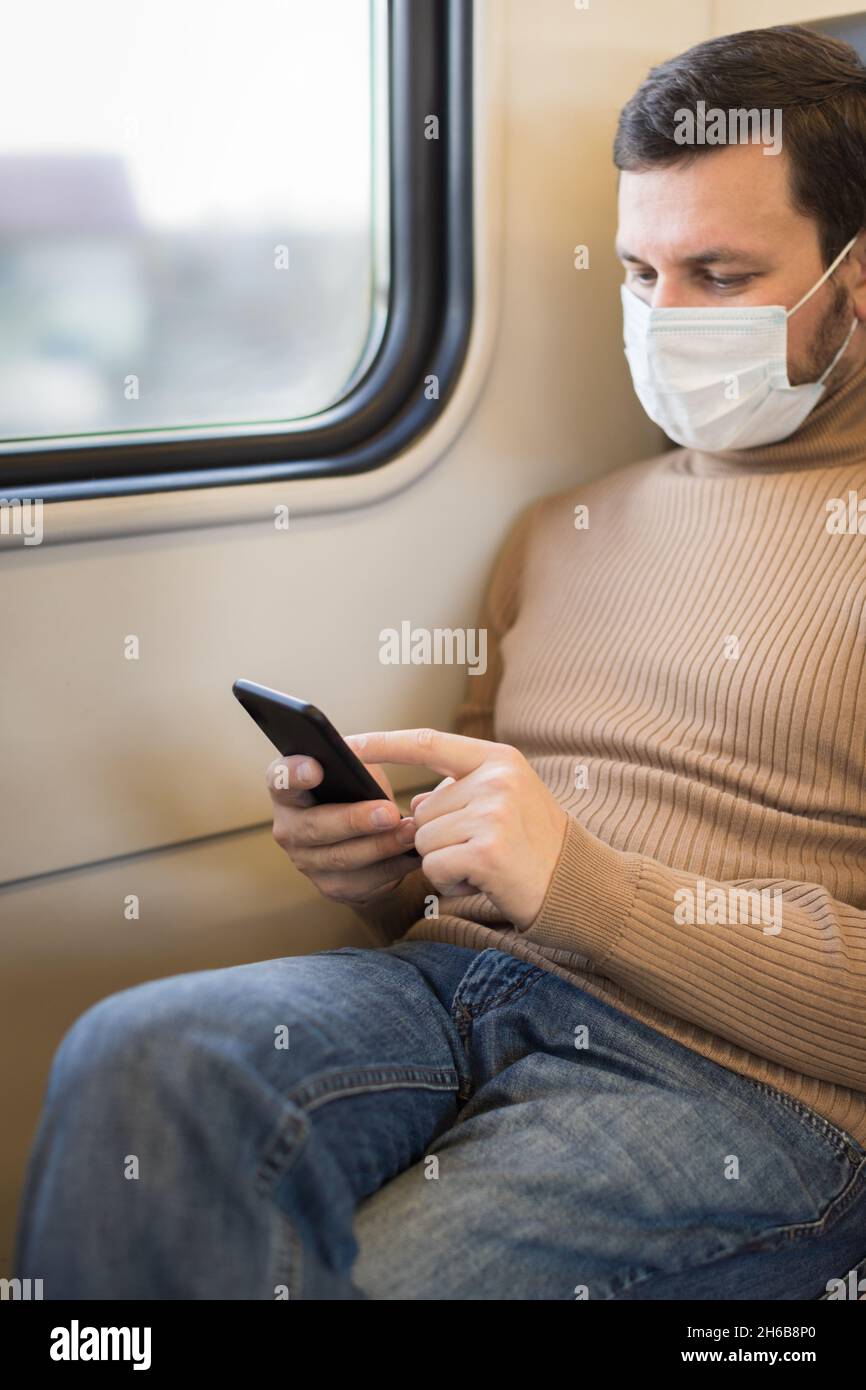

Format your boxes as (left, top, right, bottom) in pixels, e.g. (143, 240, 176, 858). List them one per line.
(621, 235, 859, 451)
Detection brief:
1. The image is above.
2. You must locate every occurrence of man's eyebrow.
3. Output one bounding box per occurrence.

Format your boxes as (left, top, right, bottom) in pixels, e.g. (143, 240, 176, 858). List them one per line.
(615, 243, 764, 266)
(681, 246, 762, 266)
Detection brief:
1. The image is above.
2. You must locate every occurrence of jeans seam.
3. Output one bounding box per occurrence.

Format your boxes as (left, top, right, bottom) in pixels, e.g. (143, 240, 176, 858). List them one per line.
(451, 965, 548, 1102)
(456, 962, 549, 1022)
(287, 1064, 460, 1113)
(255, 1065, 460, 1195)
(267, 1196, 303, 1300)
(256, 1105, 309, 1195)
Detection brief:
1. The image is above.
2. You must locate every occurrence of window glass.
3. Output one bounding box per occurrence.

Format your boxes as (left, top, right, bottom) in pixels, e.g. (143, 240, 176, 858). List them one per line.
(0, 0, 387, 442)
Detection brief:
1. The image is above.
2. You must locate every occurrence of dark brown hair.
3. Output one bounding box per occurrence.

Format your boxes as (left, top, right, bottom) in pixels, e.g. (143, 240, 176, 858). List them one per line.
(613, 25, 866, 266)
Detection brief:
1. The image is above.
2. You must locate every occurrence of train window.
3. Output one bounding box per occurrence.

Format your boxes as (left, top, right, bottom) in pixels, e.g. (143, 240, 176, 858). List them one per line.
(0, 0, 385, 442)
(0, 0, 473, 500)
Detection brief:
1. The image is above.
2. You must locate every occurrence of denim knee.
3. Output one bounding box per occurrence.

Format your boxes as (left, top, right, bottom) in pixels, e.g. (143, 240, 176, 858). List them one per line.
(45, 977, 199, 1113)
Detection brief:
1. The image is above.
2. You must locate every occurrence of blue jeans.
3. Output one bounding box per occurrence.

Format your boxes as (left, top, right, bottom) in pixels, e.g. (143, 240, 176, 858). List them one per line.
(14, 940, 866, 1300)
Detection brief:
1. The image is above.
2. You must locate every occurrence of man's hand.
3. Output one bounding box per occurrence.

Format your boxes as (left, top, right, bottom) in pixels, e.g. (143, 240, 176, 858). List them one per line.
(268, 755, 419, 905)
(345, 729, 569, 928)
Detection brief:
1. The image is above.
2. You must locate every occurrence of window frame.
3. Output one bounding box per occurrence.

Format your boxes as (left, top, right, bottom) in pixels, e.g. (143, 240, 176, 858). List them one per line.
(0, 0, 474, 502)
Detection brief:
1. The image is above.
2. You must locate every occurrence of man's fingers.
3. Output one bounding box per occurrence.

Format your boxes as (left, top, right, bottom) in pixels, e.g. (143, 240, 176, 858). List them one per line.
(295, 823, 417, 874)
(409, 776, 455, 812)
(266, 755, 324, 805)
(345, 728, 492, 780)
(411, 775, 471, 827)
(315, 853, 421, 901)
(272, 797, 403, 859)
(289, 797, 402, 847)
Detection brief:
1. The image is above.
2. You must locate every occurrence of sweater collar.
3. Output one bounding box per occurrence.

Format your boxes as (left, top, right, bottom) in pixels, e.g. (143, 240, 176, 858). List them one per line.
(678, 353, 866, 477)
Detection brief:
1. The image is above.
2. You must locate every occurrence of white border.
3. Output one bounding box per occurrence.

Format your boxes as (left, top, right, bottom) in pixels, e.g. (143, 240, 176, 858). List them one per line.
(3, 0, 505, 550)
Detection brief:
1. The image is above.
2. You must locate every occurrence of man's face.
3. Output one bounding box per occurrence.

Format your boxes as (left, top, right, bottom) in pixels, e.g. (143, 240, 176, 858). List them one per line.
(616, 142, 866, 388)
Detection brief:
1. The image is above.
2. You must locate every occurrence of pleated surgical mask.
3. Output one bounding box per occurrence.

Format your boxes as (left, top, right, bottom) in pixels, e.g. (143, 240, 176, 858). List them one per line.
(621, 235, 859, 451)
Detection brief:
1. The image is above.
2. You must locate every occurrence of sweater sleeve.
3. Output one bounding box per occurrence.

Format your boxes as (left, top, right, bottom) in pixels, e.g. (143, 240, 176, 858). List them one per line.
(525, 816, 866, 1094)
(353, 501, 539, 945)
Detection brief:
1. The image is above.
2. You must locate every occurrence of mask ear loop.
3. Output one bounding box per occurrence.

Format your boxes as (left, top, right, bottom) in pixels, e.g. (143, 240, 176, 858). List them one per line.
(786, 234, 860, 386)
(817, 315, 859, 385)
(787, 234, 858, 317)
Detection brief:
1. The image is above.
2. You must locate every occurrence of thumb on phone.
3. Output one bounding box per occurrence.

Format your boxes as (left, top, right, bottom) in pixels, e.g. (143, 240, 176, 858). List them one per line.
(266, 754, 324, 804)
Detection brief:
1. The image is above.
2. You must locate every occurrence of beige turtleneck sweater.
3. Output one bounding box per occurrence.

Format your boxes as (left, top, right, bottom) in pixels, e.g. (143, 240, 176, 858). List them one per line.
(356, 359, 866, 1148)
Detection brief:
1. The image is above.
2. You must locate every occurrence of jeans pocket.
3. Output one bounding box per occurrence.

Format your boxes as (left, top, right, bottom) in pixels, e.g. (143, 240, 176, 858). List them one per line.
(734, 1077, 866, 1243)
(741, 1077, 865, 1163)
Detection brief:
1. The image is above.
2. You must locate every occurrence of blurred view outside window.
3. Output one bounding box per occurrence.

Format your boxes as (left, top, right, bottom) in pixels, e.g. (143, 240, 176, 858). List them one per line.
(0, 0, 388, 442)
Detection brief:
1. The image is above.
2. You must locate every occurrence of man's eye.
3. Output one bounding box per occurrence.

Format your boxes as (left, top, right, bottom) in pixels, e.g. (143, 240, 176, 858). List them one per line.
(705, 274, 753, 290)
(626, 269, 755, 291)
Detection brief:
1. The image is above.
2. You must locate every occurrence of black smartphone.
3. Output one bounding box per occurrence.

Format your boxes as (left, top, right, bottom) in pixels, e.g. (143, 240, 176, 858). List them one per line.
(232, 678, 416, 829)
(232, 679, 389, 803)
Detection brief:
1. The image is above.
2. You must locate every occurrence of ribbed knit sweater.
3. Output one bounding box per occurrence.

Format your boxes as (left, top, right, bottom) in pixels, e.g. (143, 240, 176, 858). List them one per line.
(356, 357, 866, 1148)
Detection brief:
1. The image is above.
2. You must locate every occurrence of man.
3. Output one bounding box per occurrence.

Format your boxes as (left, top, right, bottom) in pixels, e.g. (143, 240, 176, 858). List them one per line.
(15, 25, 866, 1300)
